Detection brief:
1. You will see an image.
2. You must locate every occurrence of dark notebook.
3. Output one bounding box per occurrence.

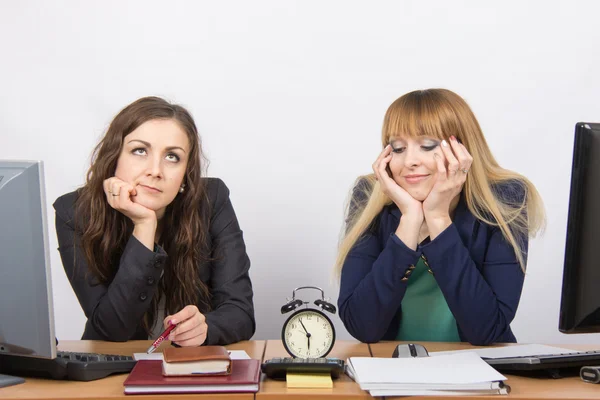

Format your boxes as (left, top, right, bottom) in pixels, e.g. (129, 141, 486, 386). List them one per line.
(123, 359, 260, 394)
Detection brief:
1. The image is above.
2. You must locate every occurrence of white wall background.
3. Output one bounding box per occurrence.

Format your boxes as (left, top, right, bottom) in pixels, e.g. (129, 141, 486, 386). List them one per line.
(1, 0, 599, 345)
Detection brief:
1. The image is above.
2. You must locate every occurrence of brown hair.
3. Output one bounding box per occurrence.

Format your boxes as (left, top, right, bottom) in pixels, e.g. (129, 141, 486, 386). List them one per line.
(335, 89, 545, 275)
(75, 96, 211, 334)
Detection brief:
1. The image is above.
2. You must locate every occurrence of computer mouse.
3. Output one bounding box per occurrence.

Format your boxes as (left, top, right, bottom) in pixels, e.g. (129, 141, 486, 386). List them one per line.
(392, 343, 429, 358)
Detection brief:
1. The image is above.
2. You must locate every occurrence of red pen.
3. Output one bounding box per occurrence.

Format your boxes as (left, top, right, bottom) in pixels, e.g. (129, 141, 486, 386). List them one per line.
(146, 322, 177, 354)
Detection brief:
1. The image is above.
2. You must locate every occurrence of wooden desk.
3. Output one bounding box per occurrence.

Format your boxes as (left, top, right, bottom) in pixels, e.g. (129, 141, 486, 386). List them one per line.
(257, 339, 373, 400)
(5, 339, 599, 399)
(370, 341, 600, 400)
(1, 340, 265, 400)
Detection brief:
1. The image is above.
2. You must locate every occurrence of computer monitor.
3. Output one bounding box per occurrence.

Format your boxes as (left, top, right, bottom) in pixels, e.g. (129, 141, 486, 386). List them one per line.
(0, 161, 137, 382)
(559, 122, 600, 333)
(0, 160, 56, 359)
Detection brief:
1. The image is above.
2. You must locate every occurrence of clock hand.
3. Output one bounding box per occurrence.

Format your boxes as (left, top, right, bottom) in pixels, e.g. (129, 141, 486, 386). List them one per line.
(299, 319, 309, 335)
(299, 319, 311, 351)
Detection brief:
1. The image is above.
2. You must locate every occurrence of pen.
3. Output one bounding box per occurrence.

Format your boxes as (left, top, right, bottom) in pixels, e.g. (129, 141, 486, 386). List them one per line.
(146, 322, 177, 354)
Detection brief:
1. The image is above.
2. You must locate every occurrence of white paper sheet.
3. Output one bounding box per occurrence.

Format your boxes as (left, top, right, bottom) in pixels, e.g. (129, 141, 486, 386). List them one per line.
(429, 344, 580, 359)
(348, 352, 506, 386)
(133, 349, 251, 361)
(369, 388, 508, 396)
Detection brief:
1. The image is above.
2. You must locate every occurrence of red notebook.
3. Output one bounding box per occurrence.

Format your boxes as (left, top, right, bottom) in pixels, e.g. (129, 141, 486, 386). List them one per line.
(123, 359, 260, 394)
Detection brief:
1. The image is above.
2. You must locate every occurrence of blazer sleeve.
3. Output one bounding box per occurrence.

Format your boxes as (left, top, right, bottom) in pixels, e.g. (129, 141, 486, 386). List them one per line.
(53, 194, 167, 341)
(203, 179, 255, 345)
(337, 184, 421, 343)
(421, 222, 526, 346)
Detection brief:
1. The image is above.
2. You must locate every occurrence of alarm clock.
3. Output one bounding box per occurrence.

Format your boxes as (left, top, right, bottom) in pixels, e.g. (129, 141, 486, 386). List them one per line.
(280, 286, 336, 358)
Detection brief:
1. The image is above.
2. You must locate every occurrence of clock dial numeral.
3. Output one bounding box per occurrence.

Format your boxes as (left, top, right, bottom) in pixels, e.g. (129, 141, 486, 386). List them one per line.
(284, 309, 335, 358)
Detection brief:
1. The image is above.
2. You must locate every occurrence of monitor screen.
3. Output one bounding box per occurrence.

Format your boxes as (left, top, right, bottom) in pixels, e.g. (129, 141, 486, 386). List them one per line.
(0, 160, 56, 358)
(559, 122, 600, 333)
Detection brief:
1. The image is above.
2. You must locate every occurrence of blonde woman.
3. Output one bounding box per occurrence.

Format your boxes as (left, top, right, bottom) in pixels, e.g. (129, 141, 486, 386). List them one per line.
(335, 89, 545, 345)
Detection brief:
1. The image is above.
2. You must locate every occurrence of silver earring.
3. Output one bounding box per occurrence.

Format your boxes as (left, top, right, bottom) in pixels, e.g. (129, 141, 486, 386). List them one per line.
(179, 183, 186, 193)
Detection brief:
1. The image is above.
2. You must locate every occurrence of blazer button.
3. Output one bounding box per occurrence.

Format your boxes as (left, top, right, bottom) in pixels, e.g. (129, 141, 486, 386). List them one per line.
(153, 258, 161, 268)
(139, 292, 148, 301)
(147, 277, 155, 285)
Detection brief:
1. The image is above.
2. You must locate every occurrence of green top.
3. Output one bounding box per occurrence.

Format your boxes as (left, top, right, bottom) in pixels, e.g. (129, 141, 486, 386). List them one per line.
(396, 257, 461, 342)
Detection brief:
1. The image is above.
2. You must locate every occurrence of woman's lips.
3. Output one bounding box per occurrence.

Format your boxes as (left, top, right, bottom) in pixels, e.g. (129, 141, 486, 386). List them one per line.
(403, 174, 430, 184)
(139, 184, 162, 194)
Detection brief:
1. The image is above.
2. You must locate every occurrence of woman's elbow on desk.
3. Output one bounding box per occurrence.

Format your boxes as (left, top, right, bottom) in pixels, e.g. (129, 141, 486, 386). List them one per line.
(339, 307, 387, 343)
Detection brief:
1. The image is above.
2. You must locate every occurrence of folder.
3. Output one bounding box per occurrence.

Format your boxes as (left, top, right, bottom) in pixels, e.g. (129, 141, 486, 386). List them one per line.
(347, 352, 509, 396)
(123, 359, 260, 394)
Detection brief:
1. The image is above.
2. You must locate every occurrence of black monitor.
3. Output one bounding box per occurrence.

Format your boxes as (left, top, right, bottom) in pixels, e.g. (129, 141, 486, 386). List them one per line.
(559, 122, 600, 333)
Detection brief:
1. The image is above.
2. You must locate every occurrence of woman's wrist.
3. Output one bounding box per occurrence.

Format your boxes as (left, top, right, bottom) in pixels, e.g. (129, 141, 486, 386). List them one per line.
(395, 215, 422, 251)
(132, 219, 158, 250)
(425, 214, 452, 240)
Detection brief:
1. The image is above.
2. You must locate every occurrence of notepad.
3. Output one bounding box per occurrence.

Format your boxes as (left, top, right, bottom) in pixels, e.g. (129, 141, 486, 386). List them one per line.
(162, 346, 232, 376)
(124, 359, 260, 394)
(286, 372, 333, 388)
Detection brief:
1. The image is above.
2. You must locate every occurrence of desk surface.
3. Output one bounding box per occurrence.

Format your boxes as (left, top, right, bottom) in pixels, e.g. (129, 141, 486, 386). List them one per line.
(370, 341, 600, 400)
(1, 340, 265, 400)
(257, 339, 371, 400)
(3, 340, 600, 400)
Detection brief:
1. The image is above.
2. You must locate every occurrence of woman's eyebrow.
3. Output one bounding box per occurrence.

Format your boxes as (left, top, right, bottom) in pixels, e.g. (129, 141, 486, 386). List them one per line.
(127, 140, 187, 154)
(165, 146, 186, 154)
(127, 139, 151, 146)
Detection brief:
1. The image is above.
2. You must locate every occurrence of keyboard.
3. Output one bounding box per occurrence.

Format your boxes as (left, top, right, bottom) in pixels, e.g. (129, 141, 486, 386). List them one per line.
(485, 349, 600, 374)
(261, 357, 345, 380)
(0, 351, 137, 381)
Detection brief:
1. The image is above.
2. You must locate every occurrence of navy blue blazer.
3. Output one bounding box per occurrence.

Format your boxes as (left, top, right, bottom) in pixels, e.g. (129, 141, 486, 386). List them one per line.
(338, 182, 527, 345)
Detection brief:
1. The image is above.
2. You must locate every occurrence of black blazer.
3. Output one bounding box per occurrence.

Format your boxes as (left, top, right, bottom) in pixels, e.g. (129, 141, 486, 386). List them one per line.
(53, 178, 255, 344)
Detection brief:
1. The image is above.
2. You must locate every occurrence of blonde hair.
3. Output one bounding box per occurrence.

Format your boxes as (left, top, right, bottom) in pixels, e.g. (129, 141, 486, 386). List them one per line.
(335, 89, 545, 277)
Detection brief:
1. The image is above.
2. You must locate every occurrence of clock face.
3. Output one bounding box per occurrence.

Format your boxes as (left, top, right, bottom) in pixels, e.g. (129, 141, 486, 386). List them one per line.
(282, 309, 335, 358)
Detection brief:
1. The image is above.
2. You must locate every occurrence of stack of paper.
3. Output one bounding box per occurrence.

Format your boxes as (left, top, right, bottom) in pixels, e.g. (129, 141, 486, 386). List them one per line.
(429, 344, 579, 359)
(346, 352, 509, 397)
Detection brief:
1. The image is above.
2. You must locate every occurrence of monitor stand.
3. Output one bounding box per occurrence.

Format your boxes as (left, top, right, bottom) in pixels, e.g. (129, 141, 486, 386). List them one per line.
(0, 373, 25, 388)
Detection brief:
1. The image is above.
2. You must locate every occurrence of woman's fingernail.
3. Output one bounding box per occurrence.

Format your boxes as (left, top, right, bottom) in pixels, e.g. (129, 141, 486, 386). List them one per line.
(450, 136, 456, 141)
(441, 140, 448, 147)
(169, 319, 176, 326)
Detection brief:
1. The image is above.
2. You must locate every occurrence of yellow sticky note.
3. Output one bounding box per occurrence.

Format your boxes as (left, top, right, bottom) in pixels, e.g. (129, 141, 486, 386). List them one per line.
(286, 372, 333, 388)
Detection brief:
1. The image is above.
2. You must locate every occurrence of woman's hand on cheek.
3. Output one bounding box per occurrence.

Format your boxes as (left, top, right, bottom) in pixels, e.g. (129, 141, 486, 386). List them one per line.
(164, 305, 208, 347)
(103, 177, 157, 225)
(373, 145, 423, 223)
(423, 138, 472, 236)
